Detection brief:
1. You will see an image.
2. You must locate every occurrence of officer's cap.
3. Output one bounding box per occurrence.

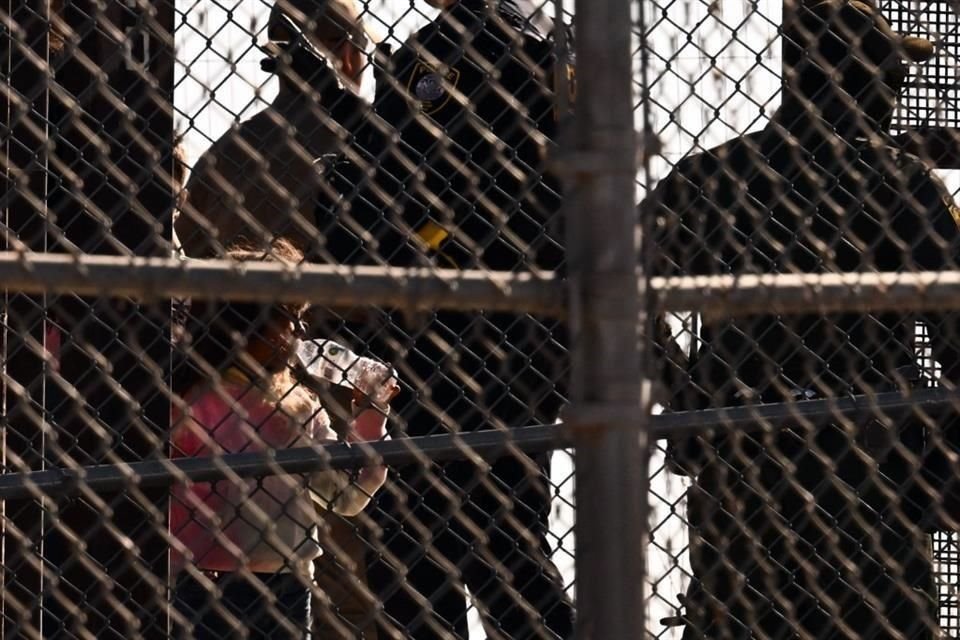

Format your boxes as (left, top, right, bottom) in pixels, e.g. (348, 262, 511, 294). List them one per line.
(790, 0, 934, 64)
(268, 0, 381, 50)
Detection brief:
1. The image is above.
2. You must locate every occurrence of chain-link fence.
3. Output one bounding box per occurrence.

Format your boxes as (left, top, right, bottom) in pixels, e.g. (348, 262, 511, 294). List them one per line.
(4, 0, 590, 637)
(643, 0, 960, 638)
(5, 0, 960, 638)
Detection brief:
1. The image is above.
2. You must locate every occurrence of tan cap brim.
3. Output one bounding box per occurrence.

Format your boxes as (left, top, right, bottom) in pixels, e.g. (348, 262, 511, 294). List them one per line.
(901, 36, 935, 62)
(813, 0, 935, 63)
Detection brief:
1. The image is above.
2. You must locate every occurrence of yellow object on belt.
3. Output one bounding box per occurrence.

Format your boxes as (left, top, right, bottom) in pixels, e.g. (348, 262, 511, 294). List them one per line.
(416, 220, 448, 251)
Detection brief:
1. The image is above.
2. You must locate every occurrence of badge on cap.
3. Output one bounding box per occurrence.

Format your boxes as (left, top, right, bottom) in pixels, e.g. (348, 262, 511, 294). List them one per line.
(407, 62, 460, 115)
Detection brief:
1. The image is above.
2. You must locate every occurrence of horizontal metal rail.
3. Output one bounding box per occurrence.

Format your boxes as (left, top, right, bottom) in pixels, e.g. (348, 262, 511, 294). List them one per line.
(0, 425, 566, 500)
(1, 388, 956, 499)
(657, 271, 960, 316)
(0, 252, 564, 315)
(652, 386, 960, 438)
(3, 253, 960, 316)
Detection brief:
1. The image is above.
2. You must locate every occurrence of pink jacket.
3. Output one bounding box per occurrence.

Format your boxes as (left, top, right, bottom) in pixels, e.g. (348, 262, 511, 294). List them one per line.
(169, 370, 387, 574)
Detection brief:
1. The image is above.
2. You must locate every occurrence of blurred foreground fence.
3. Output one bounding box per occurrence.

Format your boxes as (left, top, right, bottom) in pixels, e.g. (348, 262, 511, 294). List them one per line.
(5, 0, 960, 638)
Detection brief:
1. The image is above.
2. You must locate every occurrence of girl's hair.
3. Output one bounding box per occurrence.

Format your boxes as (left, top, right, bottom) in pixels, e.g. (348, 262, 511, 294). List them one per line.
(172, 238, 308, 396)
(172, 139, 190, 214)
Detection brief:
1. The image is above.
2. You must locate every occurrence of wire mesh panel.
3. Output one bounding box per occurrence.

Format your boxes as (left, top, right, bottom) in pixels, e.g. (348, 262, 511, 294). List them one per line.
(641, 0, 960, 638)
(4, 0, 590, 638)
(884, 0, 960, 130)
(3, 0, 176, 636)
(9, 0, 960, 637)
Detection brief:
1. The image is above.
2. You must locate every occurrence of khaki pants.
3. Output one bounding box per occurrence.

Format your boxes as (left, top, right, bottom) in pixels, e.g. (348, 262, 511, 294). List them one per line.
(313, 512, 379, 639)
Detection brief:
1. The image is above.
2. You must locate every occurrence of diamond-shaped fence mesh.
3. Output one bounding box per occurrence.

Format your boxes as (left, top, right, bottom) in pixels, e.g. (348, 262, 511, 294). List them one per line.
(643, 0, 960, 638)
(4, 0, 960, 638)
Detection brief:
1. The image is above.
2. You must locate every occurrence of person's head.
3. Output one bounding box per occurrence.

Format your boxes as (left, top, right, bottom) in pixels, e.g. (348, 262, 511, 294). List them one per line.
(174, 238, 309, 394)
(781, 0, 933, 133)
(267, 0, 369, 90)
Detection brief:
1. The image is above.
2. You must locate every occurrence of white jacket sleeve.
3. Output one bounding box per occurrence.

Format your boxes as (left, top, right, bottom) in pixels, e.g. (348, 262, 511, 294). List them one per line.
(308, 467, 379, 517)
(305, 407, 389, 516)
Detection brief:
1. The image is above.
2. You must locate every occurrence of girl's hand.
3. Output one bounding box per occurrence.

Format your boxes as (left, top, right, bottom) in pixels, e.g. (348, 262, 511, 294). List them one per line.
(348, 356, 399, 442)
(351, 405, 388, 441)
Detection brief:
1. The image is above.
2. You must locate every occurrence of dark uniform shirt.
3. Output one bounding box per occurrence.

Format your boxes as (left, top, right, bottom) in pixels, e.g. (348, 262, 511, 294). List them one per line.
(655, 130, 960, 402)
(177, 63, 364, 258)
(313, 4, 576, 637)
(369, 0, 564, 273)
(649, 124, 960, 639)
(315, 0, 571, 432)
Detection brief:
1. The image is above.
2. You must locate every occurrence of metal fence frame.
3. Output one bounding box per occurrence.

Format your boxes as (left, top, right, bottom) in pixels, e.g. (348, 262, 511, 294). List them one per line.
(8, 0, 960, 637)
(2, 0, 646, 636)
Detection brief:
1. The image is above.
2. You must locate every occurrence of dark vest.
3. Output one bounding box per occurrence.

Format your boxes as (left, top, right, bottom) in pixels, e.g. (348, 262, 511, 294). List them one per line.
(371, 1, 565, 272)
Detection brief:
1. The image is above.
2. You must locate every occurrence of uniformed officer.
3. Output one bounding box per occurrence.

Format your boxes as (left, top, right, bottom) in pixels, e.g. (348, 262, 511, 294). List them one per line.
(314, 1, 575, 637)
(648, 1, 956, 637)
(175, 0, 373, 258)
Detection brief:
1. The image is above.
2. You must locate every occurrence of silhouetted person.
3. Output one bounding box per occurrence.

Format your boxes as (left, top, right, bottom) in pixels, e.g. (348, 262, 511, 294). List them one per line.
(647, 1, 958, 637)
(176, 0, 373, 258)
(315, 0, 575, 636)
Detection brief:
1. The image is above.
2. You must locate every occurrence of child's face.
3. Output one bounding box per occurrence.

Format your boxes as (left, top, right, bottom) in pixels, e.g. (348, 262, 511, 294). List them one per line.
(247, 311, 303, 372)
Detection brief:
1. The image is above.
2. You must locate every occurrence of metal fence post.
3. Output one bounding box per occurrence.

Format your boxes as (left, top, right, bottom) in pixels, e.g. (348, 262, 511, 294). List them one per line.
(567, 0, 646, 637)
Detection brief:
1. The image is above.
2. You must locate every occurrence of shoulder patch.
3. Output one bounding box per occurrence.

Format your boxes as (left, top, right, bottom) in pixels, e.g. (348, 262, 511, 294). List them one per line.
(406, 62, 460, 115)
(947, 197, 960, 230)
